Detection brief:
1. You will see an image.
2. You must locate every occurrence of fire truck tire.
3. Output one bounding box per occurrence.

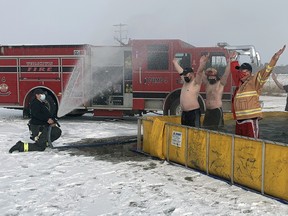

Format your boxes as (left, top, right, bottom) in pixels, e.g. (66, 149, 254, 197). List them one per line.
(45, 95, 57, 117)
(169, 99, 181, 115)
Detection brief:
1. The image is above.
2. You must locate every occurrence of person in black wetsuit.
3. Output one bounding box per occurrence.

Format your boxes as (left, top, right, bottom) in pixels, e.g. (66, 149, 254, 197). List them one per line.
(9, 89, 61, 153)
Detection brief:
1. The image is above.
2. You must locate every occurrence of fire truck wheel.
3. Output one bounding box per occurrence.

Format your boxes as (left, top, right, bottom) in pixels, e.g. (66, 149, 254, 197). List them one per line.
(169, 99, 181, 115)
(44, 95, 57, 117)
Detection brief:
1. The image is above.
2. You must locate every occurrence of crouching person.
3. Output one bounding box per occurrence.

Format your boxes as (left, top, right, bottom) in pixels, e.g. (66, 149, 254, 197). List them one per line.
(9, 89, 62, 153)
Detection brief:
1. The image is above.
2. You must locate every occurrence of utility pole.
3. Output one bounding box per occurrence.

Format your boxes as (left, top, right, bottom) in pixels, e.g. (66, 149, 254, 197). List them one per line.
(113, 23, 128, 46)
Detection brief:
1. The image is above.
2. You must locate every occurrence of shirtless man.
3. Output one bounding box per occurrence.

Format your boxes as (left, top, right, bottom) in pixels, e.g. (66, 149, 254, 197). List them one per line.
(202, 52, 235, 130)
(173, 54, 209, 127)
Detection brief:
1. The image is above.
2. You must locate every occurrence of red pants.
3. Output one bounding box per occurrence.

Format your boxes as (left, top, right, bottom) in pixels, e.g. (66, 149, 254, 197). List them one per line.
(235, 118, 259, 138)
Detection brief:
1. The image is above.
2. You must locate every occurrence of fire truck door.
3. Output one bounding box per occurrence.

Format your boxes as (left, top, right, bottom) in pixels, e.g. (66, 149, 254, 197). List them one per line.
(132, 43, 172, 94)
(18, 58, 61, 105)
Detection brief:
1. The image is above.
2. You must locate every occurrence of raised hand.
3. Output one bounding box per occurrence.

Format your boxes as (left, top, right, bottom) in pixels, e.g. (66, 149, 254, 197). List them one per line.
(200, 53, 210, 65)
(273, 45, 286, 60)
(229, 51, 238, 61)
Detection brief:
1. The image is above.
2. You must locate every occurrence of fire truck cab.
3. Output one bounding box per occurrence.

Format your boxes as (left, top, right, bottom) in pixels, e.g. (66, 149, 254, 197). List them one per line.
(0, 39, 260, 118)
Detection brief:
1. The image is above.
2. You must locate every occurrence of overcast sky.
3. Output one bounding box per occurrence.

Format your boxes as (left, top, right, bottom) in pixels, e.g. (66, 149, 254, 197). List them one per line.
(1, 0, 288, 65)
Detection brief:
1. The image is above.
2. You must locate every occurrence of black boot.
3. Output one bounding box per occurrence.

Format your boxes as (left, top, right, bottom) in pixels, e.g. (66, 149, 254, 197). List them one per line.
(9, 141, 24, 153)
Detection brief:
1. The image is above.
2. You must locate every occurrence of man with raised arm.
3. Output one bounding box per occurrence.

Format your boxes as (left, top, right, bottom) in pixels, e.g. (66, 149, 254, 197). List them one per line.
(173, 54, 209, 127)
(231, 45, 286, 138)
(202, 52, 236, 130)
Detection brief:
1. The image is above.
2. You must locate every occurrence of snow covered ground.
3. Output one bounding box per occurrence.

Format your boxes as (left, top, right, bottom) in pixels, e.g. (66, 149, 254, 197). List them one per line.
(1, 96, 288, 216)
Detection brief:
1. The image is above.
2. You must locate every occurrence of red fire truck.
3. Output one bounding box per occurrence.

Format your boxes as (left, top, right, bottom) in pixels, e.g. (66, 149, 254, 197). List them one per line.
(0, 39, 260, 118)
